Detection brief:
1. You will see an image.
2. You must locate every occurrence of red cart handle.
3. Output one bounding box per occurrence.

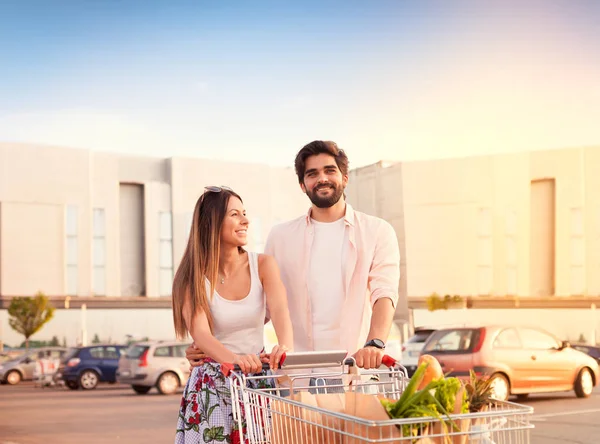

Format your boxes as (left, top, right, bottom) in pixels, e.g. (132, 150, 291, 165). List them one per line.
(343, 354, 397, 368)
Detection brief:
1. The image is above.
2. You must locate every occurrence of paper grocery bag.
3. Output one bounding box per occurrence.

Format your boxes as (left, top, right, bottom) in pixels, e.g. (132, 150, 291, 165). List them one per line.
(426, 419, 470, 444)
(426, 386, 470, 444)
(343, 391, 402, 444)
(271, 391, 324, 444)
(315, 393, 346, 444)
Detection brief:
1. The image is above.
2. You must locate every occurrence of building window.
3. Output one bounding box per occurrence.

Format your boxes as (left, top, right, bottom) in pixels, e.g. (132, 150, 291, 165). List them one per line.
(93, 208, 106, 296)
(159, 212, 174, 296)
(65, 205, 78, 296)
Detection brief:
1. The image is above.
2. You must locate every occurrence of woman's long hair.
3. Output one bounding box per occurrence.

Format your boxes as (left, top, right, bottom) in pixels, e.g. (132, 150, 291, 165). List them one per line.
(172, 188, 243, 339)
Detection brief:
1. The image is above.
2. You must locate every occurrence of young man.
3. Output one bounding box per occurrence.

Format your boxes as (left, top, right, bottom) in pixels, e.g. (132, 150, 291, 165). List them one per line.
(186, 140, 401, 369)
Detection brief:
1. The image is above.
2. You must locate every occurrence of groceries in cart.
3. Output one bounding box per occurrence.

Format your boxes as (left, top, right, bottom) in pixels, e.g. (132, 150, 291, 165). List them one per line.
(227, 351, 534, 444)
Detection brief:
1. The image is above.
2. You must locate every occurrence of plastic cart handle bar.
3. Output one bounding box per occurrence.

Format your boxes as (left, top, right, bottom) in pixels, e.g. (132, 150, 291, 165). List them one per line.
(222, 352, 398, 376)
(344, 354, 397, 368)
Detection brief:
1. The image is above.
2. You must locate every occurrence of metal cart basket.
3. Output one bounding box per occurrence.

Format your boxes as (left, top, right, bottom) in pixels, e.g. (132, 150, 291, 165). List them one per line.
(228, 351, 534, 444)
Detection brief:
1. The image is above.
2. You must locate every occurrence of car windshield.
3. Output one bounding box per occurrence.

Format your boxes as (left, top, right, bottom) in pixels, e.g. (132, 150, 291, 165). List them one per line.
(125, 345, 149, 359)
(408, 330, 435, 343)
(423, 329, 480, 353)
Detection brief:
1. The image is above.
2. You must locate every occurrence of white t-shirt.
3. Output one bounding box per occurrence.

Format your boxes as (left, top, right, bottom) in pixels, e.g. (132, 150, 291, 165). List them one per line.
(307, 217, 347, 353)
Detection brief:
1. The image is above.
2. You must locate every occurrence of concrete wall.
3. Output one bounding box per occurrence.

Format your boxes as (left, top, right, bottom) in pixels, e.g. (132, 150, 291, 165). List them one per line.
(347, 162, 409, 323)
(170, 156, 306, 265)
(0, 143, 308, 299)
(349, 147, 600, 299)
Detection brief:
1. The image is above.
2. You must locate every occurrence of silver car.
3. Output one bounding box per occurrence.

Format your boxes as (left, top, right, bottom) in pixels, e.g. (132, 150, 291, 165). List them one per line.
(0, 347, 68, 385)
(116, 341, 191, 395)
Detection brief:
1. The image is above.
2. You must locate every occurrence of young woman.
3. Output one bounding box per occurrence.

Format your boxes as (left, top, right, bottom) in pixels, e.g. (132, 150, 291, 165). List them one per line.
(173, 186, 293, 444)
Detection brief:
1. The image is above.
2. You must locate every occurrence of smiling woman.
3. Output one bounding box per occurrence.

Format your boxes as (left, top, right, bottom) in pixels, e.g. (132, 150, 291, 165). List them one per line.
(171, 186, 294, 444)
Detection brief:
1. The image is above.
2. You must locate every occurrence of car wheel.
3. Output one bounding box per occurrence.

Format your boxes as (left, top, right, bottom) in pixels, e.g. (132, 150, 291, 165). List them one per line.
(156, 372, 180, 395)
(132, 385, 152, 395)
(489, 373, 510, 402)
(66, 381, 79, 390)
(574, 367, 594, 398)
(5, 370, 22, 385)
(79, 370, 99, 390)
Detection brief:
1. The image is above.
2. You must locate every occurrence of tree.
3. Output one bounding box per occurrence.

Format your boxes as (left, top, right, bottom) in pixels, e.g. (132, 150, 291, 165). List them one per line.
(8, 292, 55, 349)
(50, 335, 60, 346)
(92, 334, 101, 344)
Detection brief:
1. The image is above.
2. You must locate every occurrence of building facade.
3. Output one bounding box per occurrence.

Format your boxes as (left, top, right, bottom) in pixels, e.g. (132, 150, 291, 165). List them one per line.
(0, 142, 309, 346)
(348, 146, 600, 306)
(4, 141, 598, 347)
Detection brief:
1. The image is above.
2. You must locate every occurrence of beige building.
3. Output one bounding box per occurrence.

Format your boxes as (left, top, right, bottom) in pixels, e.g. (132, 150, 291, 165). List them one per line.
(0, 142, 310, 346)
(3, 142, 599, 347)
(348, 146, 600, 309)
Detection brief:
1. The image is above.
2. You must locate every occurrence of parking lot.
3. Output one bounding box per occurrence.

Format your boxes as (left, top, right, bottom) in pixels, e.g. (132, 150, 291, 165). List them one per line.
(0, 382, 182, 444)
(1, 382, 599, 443)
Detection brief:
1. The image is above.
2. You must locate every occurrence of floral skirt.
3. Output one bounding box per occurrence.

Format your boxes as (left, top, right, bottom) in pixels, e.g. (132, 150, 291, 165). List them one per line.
(175, 358, 274, 444)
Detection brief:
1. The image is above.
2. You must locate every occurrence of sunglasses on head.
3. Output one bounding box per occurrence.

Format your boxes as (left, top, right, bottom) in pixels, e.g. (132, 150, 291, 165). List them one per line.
(204, 185, 234, 193)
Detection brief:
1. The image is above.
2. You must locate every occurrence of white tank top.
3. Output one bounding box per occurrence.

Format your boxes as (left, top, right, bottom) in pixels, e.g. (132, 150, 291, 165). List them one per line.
(207, 252, 266, 355)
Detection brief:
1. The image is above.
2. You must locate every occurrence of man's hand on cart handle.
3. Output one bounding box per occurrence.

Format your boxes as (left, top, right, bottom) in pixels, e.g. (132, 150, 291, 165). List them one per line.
(351, 347, 392, 369)
(344, 354, 397, 368)
(185, 343, 207, 371)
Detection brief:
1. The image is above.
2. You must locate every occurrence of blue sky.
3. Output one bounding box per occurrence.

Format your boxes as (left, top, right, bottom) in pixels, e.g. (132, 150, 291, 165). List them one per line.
(1, 0, 599, 167)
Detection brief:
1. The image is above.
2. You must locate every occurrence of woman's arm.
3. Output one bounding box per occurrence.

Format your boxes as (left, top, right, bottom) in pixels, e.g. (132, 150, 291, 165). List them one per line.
(259, 254, 294, 368)
(183, 294, 262, 373)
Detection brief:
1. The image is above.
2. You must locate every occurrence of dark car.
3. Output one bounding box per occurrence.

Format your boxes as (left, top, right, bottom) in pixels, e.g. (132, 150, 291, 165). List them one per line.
(56, 344, 126, 390)
(572, 344, 600, 364)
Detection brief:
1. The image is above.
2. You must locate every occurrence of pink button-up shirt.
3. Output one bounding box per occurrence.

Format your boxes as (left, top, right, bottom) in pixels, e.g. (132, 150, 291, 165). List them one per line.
(264, 203, 401, 355)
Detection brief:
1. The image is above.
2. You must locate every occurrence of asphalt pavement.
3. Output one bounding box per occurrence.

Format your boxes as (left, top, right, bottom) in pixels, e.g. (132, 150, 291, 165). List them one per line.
(524, 390, 600, 444)
(0, 382, 598, 443)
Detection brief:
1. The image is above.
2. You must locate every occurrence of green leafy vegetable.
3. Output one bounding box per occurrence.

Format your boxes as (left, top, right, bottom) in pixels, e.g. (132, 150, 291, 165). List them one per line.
(381, 364, 469, 439)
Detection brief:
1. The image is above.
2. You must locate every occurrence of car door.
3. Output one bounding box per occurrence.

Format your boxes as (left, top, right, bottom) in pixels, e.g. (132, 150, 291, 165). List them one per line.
(518, 327, 571, 389)
(101, 346, 123, 382)
(489, 328, 530, 391)
(173, 344, 192, 383)
(152, 345, 173, 378)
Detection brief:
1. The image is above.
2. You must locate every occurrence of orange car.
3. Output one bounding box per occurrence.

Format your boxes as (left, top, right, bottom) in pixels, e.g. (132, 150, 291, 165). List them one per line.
(420, 325, 599, 401)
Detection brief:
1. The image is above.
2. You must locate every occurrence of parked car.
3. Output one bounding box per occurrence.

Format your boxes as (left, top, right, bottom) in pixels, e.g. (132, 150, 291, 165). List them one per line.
(572, 344, 600, 365)
(56, 344, 126, 390)
(0, 347, 67, 385)
(116, 340, 191, 395)
(401, 327, 437, 375)
(421, 325, 599, 401)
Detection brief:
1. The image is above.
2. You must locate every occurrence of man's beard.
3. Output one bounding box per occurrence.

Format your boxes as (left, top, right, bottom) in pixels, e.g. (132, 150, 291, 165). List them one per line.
(306, 183, 344, 208)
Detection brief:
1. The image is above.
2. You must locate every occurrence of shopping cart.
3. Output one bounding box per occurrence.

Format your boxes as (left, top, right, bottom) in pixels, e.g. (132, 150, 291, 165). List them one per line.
(33, 357, 61, 388)
(227, 351, 534, 444)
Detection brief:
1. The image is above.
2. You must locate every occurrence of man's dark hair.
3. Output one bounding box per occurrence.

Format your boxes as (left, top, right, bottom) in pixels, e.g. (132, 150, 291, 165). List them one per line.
(294, 140, 349, 184)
